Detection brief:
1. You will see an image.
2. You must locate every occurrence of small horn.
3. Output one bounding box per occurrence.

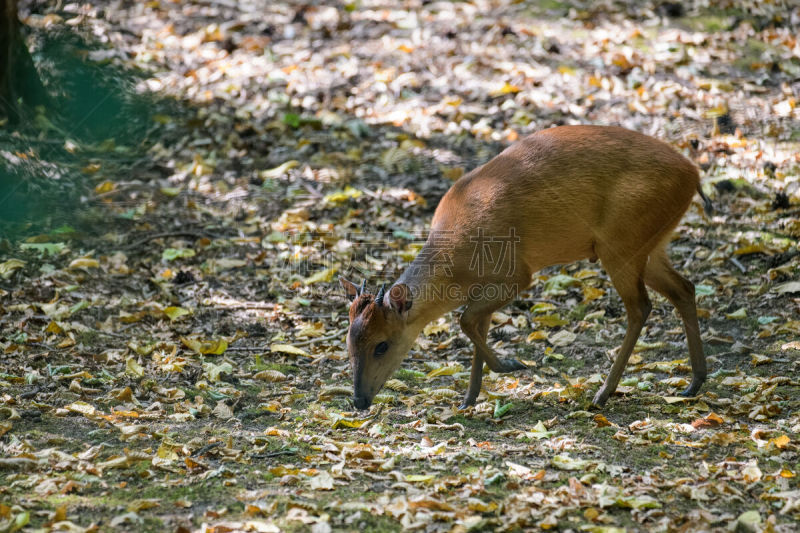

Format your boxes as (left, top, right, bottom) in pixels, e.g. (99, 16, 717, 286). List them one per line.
(358, 279, 366, 295)
(376, 283, 386, 304)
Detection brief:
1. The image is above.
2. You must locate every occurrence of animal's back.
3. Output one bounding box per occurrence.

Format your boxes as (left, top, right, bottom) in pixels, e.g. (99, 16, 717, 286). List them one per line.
(431, 126, 700, 274)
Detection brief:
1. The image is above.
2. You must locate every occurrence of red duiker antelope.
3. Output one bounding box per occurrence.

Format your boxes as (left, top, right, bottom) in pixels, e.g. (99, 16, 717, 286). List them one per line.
(341, 125, 710, 410)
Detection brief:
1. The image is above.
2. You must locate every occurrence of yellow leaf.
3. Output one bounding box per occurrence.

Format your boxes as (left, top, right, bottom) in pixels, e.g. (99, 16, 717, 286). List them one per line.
(156, 443, 179, 461)
(260, 160, 299, 180)
(726, 307, 747, 320)
(45, 321, 64, 334)
(164, 306, 191, 321)
(253, 370, 287, 382)
(405, 474, 436, 483)
(94, 181, 115, 195)
(324, 186, 362, 204)
(67, 401, 97, 416)
(270, 343, 310, 357)
(661, 377, 689, 388)
(751, 353, 772, 366)
(68, 257, 99, 269)
(704, 104, 729, 118)
(318, 385, 353, 400)
(770, 435, 790, 449)
(557, 65, 576, 75)
(663, 396, 691, 404)
(332, 417, 368, 429)
(304, 266, 338, 285)
(440, 166, 465, 180)
(489, 82, 521, 96)
(594, 414, 611, 428)
(734, 243, 767, 255)
(534, 314, 568, 327)
(181, 337, 228, 355)
(126, 357, 144, 378)
(428, 388, 459, 399)
(425, 364, 464, 379)
(296, 322, 325, 338)
(526, 330, 548, 342)
(582, 286, 605, 303)
(634, 340, 666, 352)
(423, 319, 450, 336)
(0, 259, 25, 279)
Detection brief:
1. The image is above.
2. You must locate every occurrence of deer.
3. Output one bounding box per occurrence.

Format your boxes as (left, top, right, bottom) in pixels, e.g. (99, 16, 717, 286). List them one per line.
(340, 125, 710, 410)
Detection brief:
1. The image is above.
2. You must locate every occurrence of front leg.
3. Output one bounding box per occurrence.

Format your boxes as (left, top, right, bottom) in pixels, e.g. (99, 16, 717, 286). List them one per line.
(459, 300, 527, 408)
(460, 351, 484, 409)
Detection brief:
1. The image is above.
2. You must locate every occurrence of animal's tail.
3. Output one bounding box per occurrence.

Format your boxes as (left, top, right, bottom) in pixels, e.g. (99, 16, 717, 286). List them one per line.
(697, 185, 713, 215)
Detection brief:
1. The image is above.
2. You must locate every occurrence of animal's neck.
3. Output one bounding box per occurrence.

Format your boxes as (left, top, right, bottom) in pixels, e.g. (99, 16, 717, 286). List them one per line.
(396, 258, 461, 329)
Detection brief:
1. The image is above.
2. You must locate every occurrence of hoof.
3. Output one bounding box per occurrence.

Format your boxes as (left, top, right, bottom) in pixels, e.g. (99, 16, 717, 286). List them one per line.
(679, 383, 701, 397)
(592, 391, 609, 407)
(497, 358, 527, 373)
(459, 393, 478, 410)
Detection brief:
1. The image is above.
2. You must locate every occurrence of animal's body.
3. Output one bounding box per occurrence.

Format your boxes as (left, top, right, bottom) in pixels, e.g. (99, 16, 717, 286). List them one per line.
(341, 125, 709, 410)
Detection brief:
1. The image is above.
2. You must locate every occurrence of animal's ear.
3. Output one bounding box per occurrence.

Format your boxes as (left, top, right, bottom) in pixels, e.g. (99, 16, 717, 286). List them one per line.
(384, 283, 412, 314)
(340, 277, 360, 302)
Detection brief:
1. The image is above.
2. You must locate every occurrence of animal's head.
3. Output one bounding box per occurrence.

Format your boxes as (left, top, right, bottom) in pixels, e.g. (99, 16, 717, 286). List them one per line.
(339, 278, 415, 409)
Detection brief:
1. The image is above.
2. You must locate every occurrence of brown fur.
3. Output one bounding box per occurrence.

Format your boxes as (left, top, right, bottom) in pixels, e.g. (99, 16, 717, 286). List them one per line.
(342, 125, 708, 409)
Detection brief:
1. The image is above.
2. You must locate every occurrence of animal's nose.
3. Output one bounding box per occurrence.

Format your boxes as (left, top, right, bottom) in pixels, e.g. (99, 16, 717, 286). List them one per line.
(353, 396, 371, 410)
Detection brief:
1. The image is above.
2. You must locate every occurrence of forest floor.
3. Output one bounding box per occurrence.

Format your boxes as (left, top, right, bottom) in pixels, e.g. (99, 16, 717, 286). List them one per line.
(1, 0, 800, 531)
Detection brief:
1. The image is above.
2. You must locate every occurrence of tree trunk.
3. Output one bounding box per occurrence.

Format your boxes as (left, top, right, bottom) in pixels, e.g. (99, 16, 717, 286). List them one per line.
(0, 0, 47, 123)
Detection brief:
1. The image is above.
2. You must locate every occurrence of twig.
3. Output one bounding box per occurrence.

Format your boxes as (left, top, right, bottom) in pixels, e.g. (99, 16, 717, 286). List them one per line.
(225, 346, 269, 352)
(682, 247, 698, 269)
(250, 449, 298, 459)
(200, 303, 276, 311)
(526, 298, 561, 305)
(191, 441, 223, 457)
(94, 183, 150, 199)
(121, 231, 214, 251)
(292, 328, 348, 347)
(728, 256, 747, 274)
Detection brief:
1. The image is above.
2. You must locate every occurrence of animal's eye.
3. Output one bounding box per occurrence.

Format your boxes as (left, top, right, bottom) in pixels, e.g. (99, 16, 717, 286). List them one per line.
(374, 341, 389, 357)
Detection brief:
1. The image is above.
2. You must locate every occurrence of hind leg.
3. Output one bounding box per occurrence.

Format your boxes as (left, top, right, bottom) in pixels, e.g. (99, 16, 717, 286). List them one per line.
(644, 246, 707, 397)
(593, 253, 651, 406)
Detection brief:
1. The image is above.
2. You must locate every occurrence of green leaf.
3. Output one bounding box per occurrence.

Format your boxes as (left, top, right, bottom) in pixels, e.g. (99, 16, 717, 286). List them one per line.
(164, 306, 191, 321)
(51, 225, 76, 234)
(69, 300, 89, 315)
(542, 274, 580, 296)
(392, 229, 416, 240)
(19, 242, 66, 255)
(519, 420, 555, 440)
(493, 399, 513, 418)
(282, 113, 301, 128)
(162, 248, 196, 261)
(695, 284, 715, 296)
(11, 510, 30, 532)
